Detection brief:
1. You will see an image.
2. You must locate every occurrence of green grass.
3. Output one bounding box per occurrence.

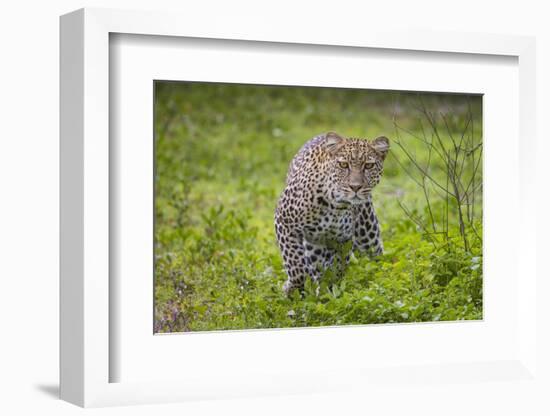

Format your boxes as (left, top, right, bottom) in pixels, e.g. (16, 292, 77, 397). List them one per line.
(154, 82, 483, 332)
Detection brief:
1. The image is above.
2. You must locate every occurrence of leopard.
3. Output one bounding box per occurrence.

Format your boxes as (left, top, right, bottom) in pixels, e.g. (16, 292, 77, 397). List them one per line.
(274, 131, 390, 295)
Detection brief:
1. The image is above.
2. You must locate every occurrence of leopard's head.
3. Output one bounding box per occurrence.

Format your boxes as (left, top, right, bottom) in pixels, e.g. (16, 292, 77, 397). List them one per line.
(321, 132, 389, 205)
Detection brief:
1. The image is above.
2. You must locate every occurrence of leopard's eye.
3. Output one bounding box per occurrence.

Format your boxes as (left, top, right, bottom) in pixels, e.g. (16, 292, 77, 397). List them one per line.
(338, 161, 349, 169)
(364, 162, 375, 170)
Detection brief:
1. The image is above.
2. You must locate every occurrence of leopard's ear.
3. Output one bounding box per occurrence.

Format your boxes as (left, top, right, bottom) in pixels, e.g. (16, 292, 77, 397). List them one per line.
(371, 136, 390, 160)
(323, 132, 345, 154)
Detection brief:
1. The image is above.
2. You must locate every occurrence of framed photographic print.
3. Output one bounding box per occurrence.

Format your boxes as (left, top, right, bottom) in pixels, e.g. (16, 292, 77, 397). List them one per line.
(60, 7, 541, 409)
(152, 81, 483, 333)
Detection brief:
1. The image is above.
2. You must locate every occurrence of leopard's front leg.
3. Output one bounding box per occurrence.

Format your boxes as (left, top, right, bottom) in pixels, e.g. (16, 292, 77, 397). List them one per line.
(275, 220, 309, 295)
(303, 240, 336, 284)
(353, 203, 383, 258)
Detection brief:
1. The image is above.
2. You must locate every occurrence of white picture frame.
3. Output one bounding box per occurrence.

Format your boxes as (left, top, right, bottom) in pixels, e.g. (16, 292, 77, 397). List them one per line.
(60, 7, 540, 408)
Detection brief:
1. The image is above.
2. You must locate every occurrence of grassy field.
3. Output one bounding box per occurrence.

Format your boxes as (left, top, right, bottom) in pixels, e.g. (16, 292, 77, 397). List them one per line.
(154, 82, 483, 333)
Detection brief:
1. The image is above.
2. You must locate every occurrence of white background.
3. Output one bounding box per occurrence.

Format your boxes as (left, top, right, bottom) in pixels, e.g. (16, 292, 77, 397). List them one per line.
(1, 1, 549, 415)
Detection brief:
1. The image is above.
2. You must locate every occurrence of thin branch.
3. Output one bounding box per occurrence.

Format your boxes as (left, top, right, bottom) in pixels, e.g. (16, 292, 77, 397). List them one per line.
(393, 139, 455, 198)
(397, 199, 436, 247)
(393, 121, 447, 164)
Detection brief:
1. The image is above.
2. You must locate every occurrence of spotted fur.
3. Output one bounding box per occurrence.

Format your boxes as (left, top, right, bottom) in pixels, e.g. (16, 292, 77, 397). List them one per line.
(275, 132, 390, 295)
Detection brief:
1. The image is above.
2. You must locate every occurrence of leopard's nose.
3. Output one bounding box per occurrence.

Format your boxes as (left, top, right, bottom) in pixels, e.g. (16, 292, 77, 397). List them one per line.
(350, 184, 362, 193)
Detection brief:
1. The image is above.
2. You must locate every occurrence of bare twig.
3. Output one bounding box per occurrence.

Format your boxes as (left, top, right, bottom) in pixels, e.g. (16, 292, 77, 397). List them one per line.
(394, 96, 482, 253)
